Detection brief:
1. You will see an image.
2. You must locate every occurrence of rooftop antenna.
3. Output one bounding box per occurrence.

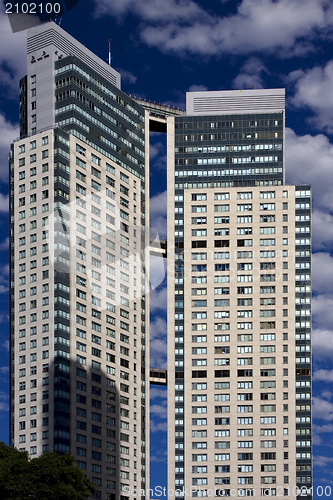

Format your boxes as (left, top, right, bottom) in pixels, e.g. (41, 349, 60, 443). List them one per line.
(108, 38, 112, 66)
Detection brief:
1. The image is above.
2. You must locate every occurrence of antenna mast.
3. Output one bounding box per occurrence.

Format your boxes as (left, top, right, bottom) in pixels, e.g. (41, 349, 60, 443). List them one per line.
(108, 38, 112, 66)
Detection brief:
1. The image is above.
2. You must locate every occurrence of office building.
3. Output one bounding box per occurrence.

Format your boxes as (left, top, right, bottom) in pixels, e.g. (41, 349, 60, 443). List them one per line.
(166, 90, 312, 498)
(10, 23, 150, 500)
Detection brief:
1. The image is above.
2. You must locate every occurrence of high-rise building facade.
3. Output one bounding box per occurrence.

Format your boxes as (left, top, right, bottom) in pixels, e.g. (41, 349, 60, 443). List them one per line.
(10, 23, 150, 500)
(9, 24, 312, 500)
(167, 90, 312, 498)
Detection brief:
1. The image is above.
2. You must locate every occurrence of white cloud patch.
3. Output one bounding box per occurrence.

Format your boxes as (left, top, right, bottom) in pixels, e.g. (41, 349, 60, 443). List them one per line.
(150, 141, 165, 161)
(312, 329, 333, 359)
(93, 0, 206, 23)
(1, 340, 9, 351)
(290, 60, 333, 132)
(314, 456, 333, 468)
(312, 295, 333, 332)
(0, 237, 9, 251)
(150, 387, 167, 400)
(233, 57, 268, 89)
(116, 68, 137, 84)
(150, 316, 167, 369)
(285, 128, 333, 212)
(94, 0, 333, 57)
(188, 84, 208, 92)
(314, 370, 333, 382)
(150, 190, 167, 239)
(313, 396, 333, 421)
(0, 366, 9, 374)
(150, 448, 168, 459)
(0, 193, 9, 211)
(150, 401, 167, 418)
(150, 389, 167, 432)
(312, 210, 333, 251)
(0, 264, 9, 294)
(0, 390, 8, 411)
(312, 253, 333, 294)
(150, 420, 167, 432)
(0, 6, 27, 97)
(0, 114, 19, 182)
(150, 286, 167, 313)
(150, 255, 166, 291)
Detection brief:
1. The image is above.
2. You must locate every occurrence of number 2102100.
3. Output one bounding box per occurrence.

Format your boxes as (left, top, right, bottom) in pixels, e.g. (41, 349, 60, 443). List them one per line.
(5, 3, 61, 14)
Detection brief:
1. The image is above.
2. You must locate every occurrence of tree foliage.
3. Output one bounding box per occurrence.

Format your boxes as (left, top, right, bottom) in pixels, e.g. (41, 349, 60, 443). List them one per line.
(0, 442, 95, 500)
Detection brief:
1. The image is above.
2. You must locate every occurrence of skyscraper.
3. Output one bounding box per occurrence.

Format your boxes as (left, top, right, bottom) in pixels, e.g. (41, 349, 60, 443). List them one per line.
(166, 90, 312, 498)
(9, 23, 312, 500)
(10, 23, 150, 500)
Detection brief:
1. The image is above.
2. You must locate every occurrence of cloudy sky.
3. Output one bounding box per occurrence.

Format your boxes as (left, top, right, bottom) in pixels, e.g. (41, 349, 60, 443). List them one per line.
(1, 0, 333, 495)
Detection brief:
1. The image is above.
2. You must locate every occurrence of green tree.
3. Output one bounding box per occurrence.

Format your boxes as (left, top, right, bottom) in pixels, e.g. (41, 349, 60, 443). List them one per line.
(0, 442, 95, 500)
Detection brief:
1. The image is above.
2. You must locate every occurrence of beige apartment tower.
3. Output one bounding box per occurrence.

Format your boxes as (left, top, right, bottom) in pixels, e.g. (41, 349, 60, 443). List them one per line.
(167, 90, 312, 499)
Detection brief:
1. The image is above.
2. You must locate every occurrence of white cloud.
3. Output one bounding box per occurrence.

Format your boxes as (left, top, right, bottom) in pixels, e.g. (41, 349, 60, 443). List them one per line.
(150, 449, 168, 459)
(0, 389, 8, 412)
(0, 366, 9, 374)
(313, 423, 333, 434)
(312, 253, 333, 294)
(1, 340, 9, 351)
(116, 68, 137, 84)
(150, 190, 167, 239)
(188, 84, 208, 92)
(314, 370, 333, 382)
(150, 255, 166, 291)
(0, 237, 9, 251)
(150, 286, 167, 313)
(313, 433, 322, 446)
(150, 387, 167, 400)
(290, 60, 333, 132)
(93, 0, 206, 23)
(312, 295, 333, 332)
(314, 456, 333, 468)
(0, 193, 9, 211)
(0, 5, 27, 97)
(93, 0, 333, 57)
(150, 190, 167, 216)
(0, 264, 9, 294)
(313, 396, 333, 421)
(150, 420, 167, 432)
(149, 141, 165, 161)
(232, 57, 268, 90)
(150, 148, 167, 172)
(0, 114, 19, 182)
(312, 329, 333, 359)
(150, 316, 167, 369)
(150, 401, 167, 417)
(285, 128, 333, 211)
(312, 210, 333, 251)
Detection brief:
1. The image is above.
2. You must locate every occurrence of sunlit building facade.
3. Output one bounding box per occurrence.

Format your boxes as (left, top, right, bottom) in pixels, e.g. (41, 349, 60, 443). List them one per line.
(167, 90, 312, 499)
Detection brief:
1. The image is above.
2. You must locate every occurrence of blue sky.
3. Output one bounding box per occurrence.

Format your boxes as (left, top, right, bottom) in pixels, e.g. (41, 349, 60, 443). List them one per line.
(1, 0, 333, 497)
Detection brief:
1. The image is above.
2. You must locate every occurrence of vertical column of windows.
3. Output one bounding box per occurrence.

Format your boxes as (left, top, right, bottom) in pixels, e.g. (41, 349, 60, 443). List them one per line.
(294, 188, 312, 498)
(14, 134, 53, 455)
(236, 193, 253, 488)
